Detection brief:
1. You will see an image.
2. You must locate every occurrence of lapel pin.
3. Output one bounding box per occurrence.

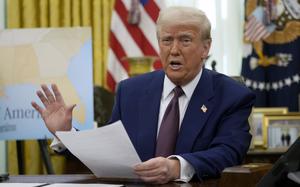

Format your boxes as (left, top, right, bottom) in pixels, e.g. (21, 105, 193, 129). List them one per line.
(201, 104, 207, 113)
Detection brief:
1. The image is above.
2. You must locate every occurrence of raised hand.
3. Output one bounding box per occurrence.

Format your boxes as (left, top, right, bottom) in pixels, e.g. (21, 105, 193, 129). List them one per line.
(31, 84, 76, 136)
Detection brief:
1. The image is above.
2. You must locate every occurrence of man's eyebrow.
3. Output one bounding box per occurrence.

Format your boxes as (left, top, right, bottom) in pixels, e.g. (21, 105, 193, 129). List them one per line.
(160, 35, 172, 39)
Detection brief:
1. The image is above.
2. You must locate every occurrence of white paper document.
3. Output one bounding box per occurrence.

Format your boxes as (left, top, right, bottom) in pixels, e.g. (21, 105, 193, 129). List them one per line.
(47, 184, 122, 187)
(0, 184, 46, 187)
(56, 120, 141, 179)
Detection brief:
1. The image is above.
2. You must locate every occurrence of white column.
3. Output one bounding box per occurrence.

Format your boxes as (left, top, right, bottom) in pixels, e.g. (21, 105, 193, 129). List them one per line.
(0, 0, 7, 174)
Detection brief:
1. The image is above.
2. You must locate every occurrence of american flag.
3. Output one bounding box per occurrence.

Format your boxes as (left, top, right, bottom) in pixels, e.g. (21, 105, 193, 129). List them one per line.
(244, 6, 275, 42)
(107, 0, 165, 92)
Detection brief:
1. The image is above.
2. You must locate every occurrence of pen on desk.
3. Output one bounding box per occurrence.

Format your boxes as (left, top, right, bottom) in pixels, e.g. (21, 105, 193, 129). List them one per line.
(33, 184, 50, 187)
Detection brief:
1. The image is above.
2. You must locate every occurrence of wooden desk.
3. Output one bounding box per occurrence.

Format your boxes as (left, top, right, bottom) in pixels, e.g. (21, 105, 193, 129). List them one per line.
(5, 174, 219, 187)
(245, 148, 288, 163)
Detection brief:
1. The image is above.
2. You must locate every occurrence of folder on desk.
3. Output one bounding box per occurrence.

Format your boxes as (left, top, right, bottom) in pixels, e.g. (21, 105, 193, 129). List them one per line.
(56, 120, 141, 179)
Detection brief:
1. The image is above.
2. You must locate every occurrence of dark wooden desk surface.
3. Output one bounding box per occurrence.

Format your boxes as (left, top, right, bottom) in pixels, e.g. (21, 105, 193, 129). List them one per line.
(245, 148, 287, 163)
(5, 174, 219, 187)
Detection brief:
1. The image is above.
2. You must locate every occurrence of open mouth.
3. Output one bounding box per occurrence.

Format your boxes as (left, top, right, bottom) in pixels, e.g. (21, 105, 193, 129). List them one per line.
(170, 61, 182, 70)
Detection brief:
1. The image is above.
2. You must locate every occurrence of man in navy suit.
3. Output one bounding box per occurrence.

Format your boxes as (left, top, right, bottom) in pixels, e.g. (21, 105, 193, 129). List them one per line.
(32, 6, 255, 184)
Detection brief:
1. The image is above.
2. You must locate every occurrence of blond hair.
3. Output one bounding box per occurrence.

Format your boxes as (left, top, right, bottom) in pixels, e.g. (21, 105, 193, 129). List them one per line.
(156, 6, 211, 40)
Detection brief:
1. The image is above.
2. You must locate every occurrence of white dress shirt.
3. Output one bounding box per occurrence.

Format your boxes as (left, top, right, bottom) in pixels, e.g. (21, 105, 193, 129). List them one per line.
(159, 69, 202, 182)
(51, 68, 203, 182)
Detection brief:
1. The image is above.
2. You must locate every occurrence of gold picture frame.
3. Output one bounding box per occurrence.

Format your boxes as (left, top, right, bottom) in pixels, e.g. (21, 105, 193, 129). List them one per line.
(249, 107, 288, 149)
(263, 113, 300, 149)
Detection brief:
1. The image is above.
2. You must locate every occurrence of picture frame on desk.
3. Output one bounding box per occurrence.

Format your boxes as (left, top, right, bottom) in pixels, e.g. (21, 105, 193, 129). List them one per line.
(249, 107, 288, 149)
(263, 113, 300, 149)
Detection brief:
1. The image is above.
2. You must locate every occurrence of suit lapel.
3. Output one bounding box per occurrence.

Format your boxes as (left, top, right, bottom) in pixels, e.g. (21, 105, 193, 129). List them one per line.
(175, 69, 215, 154)
(137, 70, 164, 161)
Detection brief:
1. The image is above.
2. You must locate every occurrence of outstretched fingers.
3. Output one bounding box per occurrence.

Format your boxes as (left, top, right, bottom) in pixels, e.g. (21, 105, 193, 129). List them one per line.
(51, 84, 64, 104)
(36, 90, 50, 108)
(31, 101, 45, 115)
(41, 84, 56, 103)
(66, 104, 76, 117)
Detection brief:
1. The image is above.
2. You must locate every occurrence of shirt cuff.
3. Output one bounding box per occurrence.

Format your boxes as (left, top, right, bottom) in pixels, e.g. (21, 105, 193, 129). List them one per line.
(168, 155, 195, 182)
(50, 128, 76, 152)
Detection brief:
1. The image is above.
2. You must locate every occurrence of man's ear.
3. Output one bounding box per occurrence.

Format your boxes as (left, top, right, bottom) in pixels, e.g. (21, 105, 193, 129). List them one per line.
(202, 39, 212, 58)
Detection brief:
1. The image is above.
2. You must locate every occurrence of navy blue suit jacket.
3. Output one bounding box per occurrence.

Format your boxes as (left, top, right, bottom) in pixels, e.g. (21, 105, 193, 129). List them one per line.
(109, 68, 255, 179)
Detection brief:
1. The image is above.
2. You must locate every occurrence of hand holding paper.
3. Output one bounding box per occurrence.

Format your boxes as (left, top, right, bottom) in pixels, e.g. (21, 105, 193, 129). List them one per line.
(56, 120, 141, 179)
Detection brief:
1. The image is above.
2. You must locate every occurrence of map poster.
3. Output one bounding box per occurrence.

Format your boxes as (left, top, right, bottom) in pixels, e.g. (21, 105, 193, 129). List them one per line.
(0, 27, 94, 140)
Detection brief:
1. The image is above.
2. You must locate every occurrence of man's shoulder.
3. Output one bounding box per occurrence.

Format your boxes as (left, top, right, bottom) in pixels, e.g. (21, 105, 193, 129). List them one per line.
(119, 70, 164, 90)
(205, 69, 254, 96)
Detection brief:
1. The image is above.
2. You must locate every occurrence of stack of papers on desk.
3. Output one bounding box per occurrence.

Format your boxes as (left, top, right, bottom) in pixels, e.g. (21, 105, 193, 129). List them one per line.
(56, 120, 141, 179)
(0, 184, 122, 187)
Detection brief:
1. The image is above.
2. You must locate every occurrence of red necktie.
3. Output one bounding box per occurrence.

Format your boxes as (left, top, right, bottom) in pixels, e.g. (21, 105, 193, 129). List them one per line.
(155, 86, 184, 157)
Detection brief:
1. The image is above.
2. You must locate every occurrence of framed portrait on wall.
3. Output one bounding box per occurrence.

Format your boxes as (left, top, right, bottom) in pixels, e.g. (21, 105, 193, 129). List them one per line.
(249, 107, 288, 149)
(263, 113, 300, 149)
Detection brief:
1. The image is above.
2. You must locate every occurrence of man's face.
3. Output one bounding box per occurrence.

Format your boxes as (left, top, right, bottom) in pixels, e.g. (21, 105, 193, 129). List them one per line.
(158, 24, 211, 86)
